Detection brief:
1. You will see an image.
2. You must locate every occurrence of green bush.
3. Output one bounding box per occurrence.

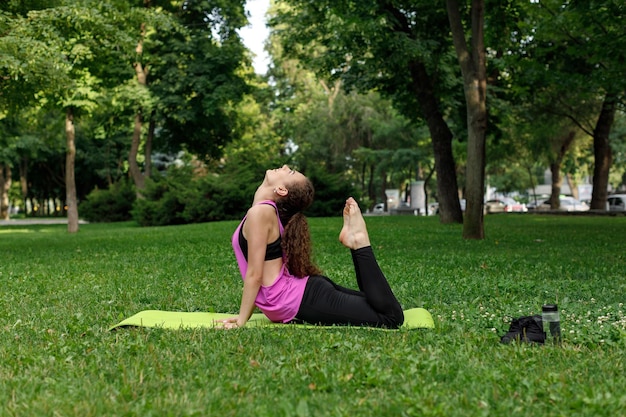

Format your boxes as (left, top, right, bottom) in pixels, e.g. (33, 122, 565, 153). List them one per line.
(79, 180, 136, 222)
(188, 173, 253, 222)
(132, 166, 254, 226)
(132, 169, 192, 227)
(131, 164, 356, 226)
(307, 168, 358, 216)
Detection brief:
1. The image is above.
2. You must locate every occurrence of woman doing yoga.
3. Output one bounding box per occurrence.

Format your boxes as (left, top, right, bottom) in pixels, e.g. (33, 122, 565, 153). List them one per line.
(219, 165, 404, 329)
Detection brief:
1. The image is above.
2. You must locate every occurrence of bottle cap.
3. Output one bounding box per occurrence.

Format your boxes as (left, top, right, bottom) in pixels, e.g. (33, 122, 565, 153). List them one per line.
(542, 304, 558, 312)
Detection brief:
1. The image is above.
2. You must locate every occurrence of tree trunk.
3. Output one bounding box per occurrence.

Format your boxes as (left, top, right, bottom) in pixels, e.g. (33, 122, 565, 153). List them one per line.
(423, 165, 435, 215)
(128, 110, 145, 193)
(526, 164, 538, 206)
(380, 169, 388, 210)
(590, 93, 616, 210)
(145, 112, 155, 178)
(383, 3, 462, 224)
(447, 0, 487, 239)
(367, 164, 376, 206)
(566, 173, 579, 200)
(320, 78, 341, 116)
(65, 107, 79, 233)
(0, 164, 11, 220)
(549, 162, 562, 209)
(129, 24, 148, 194)
(19, 156, 28, 203)
(549, 131, 575, 209)
(408, 60, 463, 224)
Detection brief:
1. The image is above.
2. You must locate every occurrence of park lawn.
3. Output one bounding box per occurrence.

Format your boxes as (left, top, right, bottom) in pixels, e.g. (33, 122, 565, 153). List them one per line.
(1, 214, 625, 417)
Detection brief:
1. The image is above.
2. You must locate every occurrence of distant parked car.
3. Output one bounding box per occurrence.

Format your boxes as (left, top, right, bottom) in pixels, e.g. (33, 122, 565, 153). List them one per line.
(484, 197, 527, 214)
(372, 203, 385, 213)
(607, 194, 626, 212)
(537, 196, 589, 212)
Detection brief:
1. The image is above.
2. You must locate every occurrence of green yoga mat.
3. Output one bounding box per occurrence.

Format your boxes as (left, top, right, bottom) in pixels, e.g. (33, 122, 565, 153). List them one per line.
(109, 308, 434, 331)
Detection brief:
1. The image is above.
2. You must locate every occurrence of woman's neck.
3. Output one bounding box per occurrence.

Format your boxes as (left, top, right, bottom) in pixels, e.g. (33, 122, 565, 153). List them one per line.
(252, 187, 276, 205)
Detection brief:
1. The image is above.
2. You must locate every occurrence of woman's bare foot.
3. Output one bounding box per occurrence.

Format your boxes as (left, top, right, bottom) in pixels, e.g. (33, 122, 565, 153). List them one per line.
(339, 197, 371, 250)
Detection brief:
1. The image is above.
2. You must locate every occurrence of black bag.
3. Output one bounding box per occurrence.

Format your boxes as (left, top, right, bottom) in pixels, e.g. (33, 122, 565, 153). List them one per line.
(500, 315, 545, 344)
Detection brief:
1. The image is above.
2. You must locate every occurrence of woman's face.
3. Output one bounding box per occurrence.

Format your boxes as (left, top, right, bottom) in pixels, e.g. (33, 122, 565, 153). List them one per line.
(265, 165, 306, 188)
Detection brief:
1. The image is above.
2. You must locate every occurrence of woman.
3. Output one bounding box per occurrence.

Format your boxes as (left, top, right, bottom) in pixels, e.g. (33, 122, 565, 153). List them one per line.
(219, 165, 404, 329)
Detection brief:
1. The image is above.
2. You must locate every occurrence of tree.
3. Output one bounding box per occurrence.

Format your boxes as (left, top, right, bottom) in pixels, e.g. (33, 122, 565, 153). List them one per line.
(521, 0, 626, 210)
(271, 0, 464, 224)
(0, 167, 9, 218)
(2, 0, 265, 227)
(24, 1, 138, 231)
(267, 33, 426, 208)
(609, 111, 626, 191)
(0, 5, 68, 220)
(115, 0, 252, 194)
(447, 0, 487, 239)
(128, 6, 151, 194)
(146, 0, 251, 161)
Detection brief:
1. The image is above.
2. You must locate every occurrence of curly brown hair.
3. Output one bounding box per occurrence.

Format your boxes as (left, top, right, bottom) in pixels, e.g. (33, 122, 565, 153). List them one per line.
(276, 177, 321, 278)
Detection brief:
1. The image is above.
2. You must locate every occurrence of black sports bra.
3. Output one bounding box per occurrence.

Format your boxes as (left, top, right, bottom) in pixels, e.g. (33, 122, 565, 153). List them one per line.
(238, 221, 283, 261)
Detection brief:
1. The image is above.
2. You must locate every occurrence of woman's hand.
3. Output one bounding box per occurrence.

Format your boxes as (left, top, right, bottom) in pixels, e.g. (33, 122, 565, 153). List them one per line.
(216, 316, 244, 329)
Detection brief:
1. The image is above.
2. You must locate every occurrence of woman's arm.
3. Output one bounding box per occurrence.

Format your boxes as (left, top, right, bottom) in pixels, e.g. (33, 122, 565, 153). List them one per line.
(221, 204, 276, 329)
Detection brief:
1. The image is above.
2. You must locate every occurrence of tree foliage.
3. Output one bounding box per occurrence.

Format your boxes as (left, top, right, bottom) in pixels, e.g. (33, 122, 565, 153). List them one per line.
(512, 0, 626, 208)
(1, 0, 626, 228)
(270, 0, 465, 224)
(1, 0, 254, 224)
(146, 0, 251, 159)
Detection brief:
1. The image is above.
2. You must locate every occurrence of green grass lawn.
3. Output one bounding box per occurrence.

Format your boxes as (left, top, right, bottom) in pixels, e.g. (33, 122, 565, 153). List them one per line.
(1, 214, 625, 416)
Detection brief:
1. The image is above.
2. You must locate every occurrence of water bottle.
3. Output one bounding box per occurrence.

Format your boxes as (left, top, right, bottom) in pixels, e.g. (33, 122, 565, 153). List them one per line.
(542, 304, 561, 344)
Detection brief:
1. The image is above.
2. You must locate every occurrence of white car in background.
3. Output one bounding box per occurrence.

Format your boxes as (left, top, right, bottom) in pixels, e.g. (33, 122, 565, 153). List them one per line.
(536, 196, 589, 212)
(484, 197, 527, 214)
(372, 203, 385, 213)
(607, 194, 626, 212)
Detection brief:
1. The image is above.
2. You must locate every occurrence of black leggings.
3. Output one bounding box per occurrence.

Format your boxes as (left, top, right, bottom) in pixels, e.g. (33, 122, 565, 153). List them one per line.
(294, 246, 404, 328)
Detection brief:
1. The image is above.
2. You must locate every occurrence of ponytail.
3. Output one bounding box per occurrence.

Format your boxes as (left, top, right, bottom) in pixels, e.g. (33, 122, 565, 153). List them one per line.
(282, 213, 321, 277)
(276, 177, 321, 277)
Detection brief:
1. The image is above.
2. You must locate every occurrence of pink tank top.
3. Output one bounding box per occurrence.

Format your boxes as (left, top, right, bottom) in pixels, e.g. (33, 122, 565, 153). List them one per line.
(231, 200, 309, 323)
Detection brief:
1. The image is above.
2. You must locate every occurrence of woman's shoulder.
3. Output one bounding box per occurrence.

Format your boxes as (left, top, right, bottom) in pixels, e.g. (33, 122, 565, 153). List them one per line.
(247, 201, 278, 219)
